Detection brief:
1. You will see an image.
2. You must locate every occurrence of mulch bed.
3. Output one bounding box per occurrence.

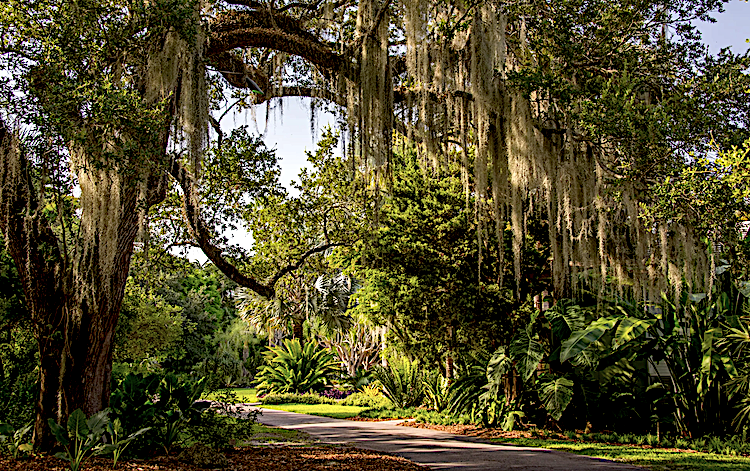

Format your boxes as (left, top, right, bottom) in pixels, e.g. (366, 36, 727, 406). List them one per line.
(0, 446, 427, 470)
(346, 417, 411, 422)
(398, 421, 530, 439)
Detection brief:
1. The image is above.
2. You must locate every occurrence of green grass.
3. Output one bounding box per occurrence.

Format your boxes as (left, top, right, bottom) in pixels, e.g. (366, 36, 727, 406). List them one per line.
(204, 388, 259, 403)
(243, 423, 311, 444)
(495, 437, 750, 471)
(260, 403, 368, 419)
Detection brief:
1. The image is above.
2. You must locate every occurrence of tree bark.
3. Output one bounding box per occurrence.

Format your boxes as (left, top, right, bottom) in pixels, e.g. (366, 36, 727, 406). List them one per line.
(0, 120, 67, 448)
(292, 318, 304, 342)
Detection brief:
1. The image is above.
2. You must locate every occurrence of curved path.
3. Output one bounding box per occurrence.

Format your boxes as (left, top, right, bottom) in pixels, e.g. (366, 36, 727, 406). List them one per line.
(244, 406, 644, 471)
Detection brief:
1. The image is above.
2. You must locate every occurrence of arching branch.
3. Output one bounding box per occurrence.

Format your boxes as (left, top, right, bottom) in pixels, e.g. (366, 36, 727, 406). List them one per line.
(169, 157, 275, 298)
(169, 158, 346, 299)
(208, 9, 351, 77)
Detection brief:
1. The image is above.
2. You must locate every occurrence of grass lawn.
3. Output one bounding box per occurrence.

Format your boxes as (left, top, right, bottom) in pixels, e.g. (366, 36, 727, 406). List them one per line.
(205, 387, 259, 403)
(242, 423, 311, 444)
(495, 437, 750, 471)
(260, 403, 369, 419)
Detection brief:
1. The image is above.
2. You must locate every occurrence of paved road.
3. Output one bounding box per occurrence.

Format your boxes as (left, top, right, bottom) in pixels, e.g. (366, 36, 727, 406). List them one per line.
(243, 406, 644, 471)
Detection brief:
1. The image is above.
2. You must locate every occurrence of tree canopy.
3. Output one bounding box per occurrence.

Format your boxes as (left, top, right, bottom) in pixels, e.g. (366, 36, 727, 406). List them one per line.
(0, 0, 748, 448)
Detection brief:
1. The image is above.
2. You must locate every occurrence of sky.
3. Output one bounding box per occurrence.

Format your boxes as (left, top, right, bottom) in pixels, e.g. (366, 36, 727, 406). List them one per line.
(185, 0, 750, 262)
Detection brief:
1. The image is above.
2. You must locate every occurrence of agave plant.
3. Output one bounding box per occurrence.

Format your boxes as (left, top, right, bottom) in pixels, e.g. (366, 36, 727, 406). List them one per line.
(255, 338, 339, 395)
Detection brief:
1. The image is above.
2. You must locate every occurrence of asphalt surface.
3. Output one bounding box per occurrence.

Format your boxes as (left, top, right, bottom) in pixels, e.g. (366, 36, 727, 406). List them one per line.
(239, 405, 645, 471)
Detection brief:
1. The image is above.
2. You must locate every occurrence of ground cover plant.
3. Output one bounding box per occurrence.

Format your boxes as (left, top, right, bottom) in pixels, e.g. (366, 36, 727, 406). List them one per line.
(495, 435, 750, 471)
(260, 403, 369, 419)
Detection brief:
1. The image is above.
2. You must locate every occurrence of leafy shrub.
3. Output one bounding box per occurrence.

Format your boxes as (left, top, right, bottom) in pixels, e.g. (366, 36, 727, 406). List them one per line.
(260, 392, 336, 405)
(255, 339, 339, 395)
(109, 373, 160, 442)
(341, 368, 372, 392)
(414, 410, 473, 425)
(0, 422, 33, 459)
(102, 419, 151, 468)
(675, 438, 691, 449)
(357, 407, 416, 419)
(446, 366, 485, 415)
(341, 392, 391, 408)
(321, 388, 353, 400)
(187, 388, 259, 450)
(48, 409, 111, 471)
(422, 370, 450, 412)
(109, 372, 209, 455)
(372, 358, 424, 409)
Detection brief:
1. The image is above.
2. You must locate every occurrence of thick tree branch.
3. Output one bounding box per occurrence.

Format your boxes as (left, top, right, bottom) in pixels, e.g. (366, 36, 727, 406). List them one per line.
(268, 241, 345, 287)
(169, 158, 346, 299)
(169, 157, 276, 298)
(208, 10, 351, 77)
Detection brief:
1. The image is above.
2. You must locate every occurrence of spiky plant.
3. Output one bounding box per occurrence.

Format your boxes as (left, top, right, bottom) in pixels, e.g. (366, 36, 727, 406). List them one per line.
(373, 357, 424, 409)
(255, 339, 339, 395)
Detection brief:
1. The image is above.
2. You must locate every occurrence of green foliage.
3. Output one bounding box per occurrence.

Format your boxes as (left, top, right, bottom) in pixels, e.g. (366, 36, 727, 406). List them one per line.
(0, 238, 36, 428)
(152, 374, 208, 453)
(101, 419, 150, 469)
(349, 150, 533, 368)
(414, 410, 474, 426)
(341, 391, 391, 409)
(538, 375, 575, 421)
(48, 409, 110, 471)
(340, 367, 374, 392)
(109, 372, 208, 455)
(109, 373, 160, 444)
(115, 278, 184, 368)
(509, 319, 546, 382)
(446, 365, 487, 416)
(187, 388, 259, 450)
(372, 357, 424, 409)
(0, 422, 33, 459)
(260, 392, 335, 405)
(357, 407, 417, 420)
(422, 370, 450, 412)
(255, 339, 338, 395)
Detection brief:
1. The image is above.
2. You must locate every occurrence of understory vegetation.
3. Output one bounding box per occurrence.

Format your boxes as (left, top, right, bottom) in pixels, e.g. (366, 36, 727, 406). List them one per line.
(1, 0, 750, 469)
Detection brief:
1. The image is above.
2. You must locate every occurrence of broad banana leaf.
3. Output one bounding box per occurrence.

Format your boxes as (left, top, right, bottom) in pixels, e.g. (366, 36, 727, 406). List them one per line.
(560, 317, 618, 362)
(613, 317, 656, 349)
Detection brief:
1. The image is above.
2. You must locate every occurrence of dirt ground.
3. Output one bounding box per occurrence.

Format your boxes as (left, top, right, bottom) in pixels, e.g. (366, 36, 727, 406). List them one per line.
(0, 446, 427, 471)
(399, 421, 538, 440)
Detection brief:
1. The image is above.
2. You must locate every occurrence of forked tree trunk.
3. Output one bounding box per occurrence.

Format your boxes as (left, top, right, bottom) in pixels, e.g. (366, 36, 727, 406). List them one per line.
(0, 122, 66, 448)
(0, 118, 170, 449)
(57, 160, 143, 418)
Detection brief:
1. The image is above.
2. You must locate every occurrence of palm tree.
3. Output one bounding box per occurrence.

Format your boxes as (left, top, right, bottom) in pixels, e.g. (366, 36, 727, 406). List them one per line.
(236, 272, 357, 345)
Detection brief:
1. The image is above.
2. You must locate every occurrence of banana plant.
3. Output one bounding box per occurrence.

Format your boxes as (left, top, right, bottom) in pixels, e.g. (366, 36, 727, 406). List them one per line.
(495, 298, 659, 424)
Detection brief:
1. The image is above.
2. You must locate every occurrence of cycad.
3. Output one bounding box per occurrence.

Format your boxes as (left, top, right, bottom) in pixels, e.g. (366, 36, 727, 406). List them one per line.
(373, 357, 424, 408)
(255, 339, 339, 395)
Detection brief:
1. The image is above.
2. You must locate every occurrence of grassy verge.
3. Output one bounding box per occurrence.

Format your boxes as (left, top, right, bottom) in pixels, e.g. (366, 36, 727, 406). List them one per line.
(205, 388, 259, 403)
(495, 437, 750, 471)
(243, 423, 311, 444)
(260, 403, 368, 419)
